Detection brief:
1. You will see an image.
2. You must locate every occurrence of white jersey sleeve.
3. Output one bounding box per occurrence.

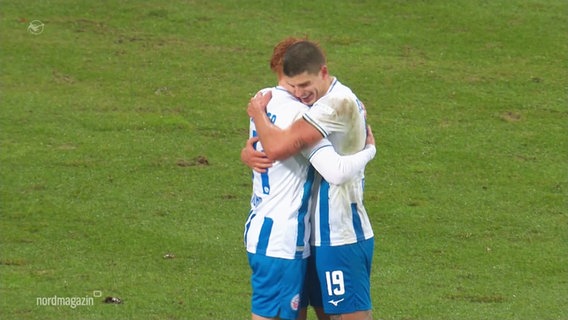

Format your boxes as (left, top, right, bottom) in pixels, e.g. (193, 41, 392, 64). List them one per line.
(303, 140, 376, 185)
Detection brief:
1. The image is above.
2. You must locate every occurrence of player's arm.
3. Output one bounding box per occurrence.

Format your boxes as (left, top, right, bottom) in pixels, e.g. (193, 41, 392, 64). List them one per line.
(240, 137, 273, 173)
(247, 91, 323, 160)
(307, 125, 376, 185)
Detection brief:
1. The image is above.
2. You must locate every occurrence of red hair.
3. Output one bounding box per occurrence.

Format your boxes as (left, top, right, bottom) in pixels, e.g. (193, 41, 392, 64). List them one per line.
(270, 37, 307, 75)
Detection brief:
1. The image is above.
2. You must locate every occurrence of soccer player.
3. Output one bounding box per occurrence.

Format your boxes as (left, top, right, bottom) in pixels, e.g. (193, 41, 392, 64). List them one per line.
(243, 38, 376, 320)
(247, 40, 375, 320)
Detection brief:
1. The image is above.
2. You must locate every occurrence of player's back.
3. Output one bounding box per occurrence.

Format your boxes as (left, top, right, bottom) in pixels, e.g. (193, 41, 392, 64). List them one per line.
(245, 86, 314, 259)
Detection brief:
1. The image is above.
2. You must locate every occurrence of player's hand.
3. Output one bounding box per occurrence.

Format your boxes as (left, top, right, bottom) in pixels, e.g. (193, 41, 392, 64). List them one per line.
(360, 100, 367, 119)
(247, 90, 272, 118)
(365, 125, 375, 146)
(240, 137, 273, 173)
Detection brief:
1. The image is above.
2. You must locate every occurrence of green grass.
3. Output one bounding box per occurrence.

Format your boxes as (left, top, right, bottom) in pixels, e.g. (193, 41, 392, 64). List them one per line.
(1, 0, 567, 319)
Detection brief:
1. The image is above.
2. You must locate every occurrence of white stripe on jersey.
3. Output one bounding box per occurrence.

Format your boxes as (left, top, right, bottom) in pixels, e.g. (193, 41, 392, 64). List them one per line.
(244, 86, 313, 259)
(304, 78, 374, 247)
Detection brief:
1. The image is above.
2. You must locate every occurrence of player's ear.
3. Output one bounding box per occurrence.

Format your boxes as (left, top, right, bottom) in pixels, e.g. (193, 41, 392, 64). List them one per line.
(320, 65, 329, 79)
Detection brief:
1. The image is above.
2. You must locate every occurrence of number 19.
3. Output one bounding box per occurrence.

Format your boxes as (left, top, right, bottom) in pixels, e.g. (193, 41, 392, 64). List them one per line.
(325, 270, 345, 296)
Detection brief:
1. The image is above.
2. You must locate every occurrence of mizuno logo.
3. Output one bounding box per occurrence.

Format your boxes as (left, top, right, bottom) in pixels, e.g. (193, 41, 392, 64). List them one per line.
(328, 298, 345, 307)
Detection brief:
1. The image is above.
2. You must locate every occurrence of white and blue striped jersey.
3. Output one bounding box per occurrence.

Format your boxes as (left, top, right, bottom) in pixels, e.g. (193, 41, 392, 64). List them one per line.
(244, 86, 314, 260)
(303, 78, 375, 247)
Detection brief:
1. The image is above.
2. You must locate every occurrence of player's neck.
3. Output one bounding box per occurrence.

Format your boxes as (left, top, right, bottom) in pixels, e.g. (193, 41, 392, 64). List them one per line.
(277, 78, 293, 92)
(322, 76, 335, 94)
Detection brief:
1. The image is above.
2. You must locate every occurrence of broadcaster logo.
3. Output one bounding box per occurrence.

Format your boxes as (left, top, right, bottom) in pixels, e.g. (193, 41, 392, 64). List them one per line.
(28, 20, 44, 35)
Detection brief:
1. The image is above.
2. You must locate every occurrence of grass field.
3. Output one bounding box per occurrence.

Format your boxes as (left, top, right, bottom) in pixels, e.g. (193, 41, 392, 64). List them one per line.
(1, 1, 567, 319)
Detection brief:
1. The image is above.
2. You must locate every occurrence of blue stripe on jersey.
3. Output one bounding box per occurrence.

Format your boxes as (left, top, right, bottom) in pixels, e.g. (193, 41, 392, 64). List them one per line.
(244, 210, 256, 245)
(351, 203, 365, 241)
(256, 217, 273, 255)
(295, 166, 315, 259)
(319, 179, 331, 245)
(252, 130, 270, 194)
(261, 173, 270, 194)
(328, 77, 338, 93)
(252, 130, 259, 148)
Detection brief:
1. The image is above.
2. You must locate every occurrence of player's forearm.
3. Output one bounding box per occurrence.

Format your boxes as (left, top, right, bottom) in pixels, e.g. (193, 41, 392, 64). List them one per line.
(309, 144, 376, 185)
(251, 112, 303, 160)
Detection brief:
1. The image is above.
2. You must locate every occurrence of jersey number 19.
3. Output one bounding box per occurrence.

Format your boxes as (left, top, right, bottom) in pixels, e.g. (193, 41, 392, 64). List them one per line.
(325, 270, 345, 296)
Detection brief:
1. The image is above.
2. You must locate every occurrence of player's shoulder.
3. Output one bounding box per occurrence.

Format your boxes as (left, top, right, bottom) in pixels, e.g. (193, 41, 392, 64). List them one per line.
(271, 86, 300, 100)
(269, 87, 306, 108)
(311, 79, 362, 117)
(317, 84, 355, 106)
(264, 86, 307, 124)
(255, 86, 304, 106)
(327, 78, 356, 98)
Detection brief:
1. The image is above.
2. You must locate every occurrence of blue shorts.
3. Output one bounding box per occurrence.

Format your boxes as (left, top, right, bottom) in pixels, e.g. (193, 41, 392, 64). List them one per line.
(300, 253, 322, 308)
(247, 253, 307, 320)
(302, 238, 374, 314)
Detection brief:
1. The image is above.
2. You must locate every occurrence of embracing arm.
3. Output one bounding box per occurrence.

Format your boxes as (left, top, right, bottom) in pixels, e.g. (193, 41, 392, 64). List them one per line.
(247, 91, 323, 160)
(240, 137, 273, 173)
(307, 125, 376, 185)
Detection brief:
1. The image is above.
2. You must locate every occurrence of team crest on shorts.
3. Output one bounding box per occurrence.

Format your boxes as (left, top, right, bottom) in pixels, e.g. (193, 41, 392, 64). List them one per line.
(290, 294, 300, 311)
